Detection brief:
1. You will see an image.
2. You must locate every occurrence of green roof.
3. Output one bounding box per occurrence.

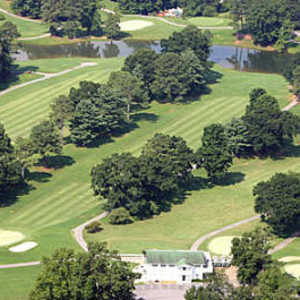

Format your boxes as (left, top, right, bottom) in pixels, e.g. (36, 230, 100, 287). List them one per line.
(145, 250, 206, 265)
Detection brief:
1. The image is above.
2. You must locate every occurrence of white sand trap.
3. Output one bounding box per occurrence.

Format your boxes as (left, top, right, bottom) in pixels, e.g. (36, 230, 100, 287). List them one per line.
(0, 230, 25, 247)
(279, 256, 300, 263)
(284, 264, 300, 279)
(208, 236, 239, 256)
(120, 20, 153, 31)
(9, 241, 38, 253)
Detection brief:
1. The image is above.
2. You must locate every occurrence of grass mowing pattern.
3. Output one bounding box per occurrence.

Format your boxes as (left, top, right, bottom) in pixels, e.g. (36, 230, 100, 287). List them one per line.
(0, 266, 41, 300)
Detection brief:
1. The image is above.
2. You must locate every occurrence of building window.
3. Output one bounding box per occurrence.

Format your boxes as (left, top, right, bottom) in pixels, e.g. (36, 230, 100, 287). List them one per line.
(152, 264, 158, 267)
(182, 275, 186, 281)
(169, 265, 175, 267)
(161, 264, 166, 267)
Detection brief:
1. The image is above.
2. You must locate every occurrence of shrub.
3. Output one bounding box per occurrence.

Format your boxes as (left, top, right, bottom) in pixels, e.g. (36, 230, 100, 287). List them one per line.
(86, 221, 102, 233)
(109, 207, 134, 225)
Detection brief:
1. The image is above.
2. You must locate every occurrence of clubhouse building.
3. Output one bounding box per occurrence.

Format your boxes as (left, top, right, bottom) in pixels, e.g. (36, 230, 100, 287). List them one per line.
(135, 249, 213, 284)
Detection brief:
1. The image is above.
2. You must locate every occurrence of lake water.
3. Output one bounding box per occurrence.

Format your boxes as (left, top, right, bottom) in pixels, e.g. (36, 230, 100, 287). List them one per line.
(14, 40, 294, 74)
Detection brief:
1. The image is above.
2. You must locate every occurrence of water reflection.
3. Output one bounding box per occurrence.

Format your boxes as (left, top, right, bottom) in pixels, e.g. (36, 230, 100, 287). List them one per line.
(14, 40, 294, 75)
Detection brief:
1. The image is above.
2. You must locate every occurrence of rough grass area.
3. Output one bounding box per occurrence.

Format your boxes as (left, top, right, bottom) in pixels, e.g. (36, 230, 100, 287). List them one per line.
(0, 229, 24, 246)
(284, 264, 300, 279)
(208, 236, 238, 256)
(0, 266, 40, 300)
(0, 12, 48, 38)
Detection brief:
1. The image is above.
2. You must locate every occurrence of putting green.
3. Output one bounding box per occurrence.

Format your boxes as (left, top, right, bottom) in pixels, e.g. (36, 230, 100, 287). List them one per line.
(284, 264, 300, 279)
(208, 236, 239, 256)
(0, 230, 25, 247)
(279, 256, 300, 263)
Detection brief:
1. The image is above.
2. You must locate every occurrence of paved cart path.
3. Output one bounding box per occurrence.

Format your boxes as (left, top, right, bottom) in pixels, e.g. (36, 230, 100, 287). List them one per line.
(0, 62, 98, 97)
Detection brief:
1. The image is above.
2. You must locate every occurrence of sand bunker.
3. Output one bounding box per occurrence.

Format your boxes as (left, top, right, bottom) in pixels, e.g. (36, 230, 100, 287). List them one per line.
(120, 20, 153, 31)
(0, 230, 25, 247)
(9, 241, 38, 253)
(279, 256, 300, 263)
(284, 264, 300, 279)
(208, 236, 239, 256)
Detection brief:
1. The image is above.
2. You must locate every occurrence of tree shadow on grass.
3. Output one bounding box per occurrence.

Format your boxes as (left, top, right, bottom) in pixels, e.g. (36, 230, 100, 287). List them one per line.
(36, 155, 76, 169)
(27, 171, 53, 183)
(0, 183, 35, 207)
(0, 65, 39, 91)
(131, 112, 158, 123)
(217, 171, 245, 186)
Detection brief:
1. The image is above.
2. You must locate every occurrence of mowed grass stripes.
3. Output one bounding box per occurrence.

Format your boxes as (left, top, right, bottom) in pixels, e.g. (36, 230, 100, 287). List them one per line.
(0, 60, 294, 263)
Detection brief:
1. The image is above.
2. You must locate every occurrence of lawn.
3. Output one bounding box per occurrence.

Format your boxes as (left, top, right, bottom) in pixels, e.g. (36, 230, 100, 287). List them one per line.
(0, 266, 41, 300)
(188, 16, 232, 27)
(0, 12, 48, 38)
(0, 0, 12, 12)
(273, 238, 300, 260)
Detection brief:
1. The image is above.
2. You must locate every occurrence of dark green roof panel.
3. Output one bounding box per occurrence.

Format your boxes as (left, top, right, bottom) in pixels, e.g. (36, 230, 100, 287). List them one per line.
(145, 250, 206, 265)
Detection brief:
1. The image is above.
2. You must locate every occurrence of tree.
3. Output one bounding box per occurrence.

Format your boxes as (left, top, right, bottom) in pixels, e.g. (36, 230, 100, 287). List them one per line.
(160, 25, 212, 66)
(275, 20, 294, 53)
(184, 273, 255, 300)
(181, 0, 220, 17)
(0, 123, 23, 197)
(197, 124, 233, 183)
(141, 133, 194, 185)
(30, 120, 63, 166)
(29, 242, 139, 300)
(255, 264, 299, 299)
(41, 0, 102, 38)
(50, 95, 73, 141)
(231, 227, 273, 285)
(151, 51, 206, 102)
(254, 173, 300, 236)
(244, 0, 290, 46)
(292, 65, 300, 98)
(242, 92, 300, 155)
(0, 22, 20, 82)
(11, 0, 42, 18)
(107, 71, 149, 121)
(122, 48, 159, 94)
(249, 87, 267, 104)
(69, 85, 126, 146)
(229, 0, 248, 31)
(105, 13, 121, 42)
(15, 137, 40, 179)
(224, 118, 251, 157)
(109, 207, 134, 224)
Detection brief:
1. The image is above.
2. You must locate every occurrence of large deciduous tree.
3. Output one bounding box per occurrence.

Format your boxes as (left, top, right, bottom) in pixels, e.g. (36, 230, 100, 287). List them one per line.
(30, 120, 62, 166)
(50, 95, 73, 141)
(0, 123, 23, 198)
(160, 25, 212, 66)
(69, 84, 126, 146)
(141, 133, 194, 185)
(254, 172, 300, 236)
(231, 228, 273, 285)
(242, 92, 300, 155)
(122, 48, 159, 94)
(0, 22, 20, 82)
(107, 71, 149, 121)
(11, 0, 42, 18)
(197, 124, 233, 183)
(29, 242, 139, 300)
(104, 13, 121, 42)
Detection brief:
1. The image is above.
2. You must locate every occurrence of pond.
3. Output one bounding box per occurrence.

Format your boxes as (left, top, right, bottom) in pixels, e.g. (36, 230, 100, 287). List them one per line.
(14, 40, 295, 74)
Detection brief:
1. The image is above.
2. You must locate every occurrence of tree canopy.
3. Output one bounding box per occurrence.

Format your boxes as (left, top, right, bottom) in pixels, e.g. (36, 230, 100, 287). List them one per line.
(29, 242, 139, 300)
(231, 227, 272, 285)
(0, 123, 23, 199)
(197, 123, 233, 183)
(11, 0, 42, 18)
(254, 172, 300, 236)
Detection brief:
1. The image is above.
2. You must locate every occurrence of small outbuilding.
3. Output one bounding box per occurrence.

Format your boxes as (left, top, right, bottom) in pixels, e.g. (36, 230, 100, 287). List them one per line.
(135, 249, 213, 283)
